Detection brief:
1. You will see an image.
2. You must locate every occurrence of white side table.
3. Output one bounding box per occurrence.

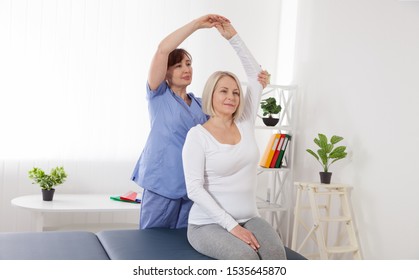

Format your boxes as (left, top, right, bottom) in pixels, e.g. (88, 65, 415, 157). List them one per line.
(291, 182, 362, 259)
(11, 194, 141, 232)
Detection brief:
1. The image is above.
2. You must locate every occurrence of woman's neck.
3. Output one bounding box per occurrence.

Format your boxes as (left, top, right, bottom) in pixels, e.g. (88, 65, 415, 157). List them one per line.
(170, 85, 187, 96)
(170, 85, 190, 105)
(208, 115, 235, 128)
(204, 115, 240, 145)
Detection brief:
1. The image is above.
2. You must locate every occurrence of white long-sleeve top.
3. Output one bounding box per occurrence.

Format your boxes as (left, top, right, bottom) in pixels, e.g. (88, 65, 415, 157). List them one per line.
(182, 34, 263, 232)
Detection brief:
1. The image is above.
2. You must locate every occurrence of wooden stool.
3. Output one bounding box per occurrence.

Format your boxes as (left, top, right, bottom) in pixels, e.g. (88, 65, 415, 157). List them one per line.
(291, 182, 362, 259)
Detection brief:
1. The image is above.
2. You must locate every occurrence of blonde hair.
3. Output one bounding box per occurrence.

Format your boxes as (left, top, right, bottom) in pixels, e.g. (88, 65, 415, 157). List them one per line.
(202, 71, 244, 120)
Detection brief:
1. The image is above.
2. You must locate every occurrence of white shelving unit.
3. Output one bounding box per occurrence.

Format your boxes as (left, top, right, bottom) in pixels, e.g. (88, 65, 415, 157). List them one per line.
(252, 83, 297, 246)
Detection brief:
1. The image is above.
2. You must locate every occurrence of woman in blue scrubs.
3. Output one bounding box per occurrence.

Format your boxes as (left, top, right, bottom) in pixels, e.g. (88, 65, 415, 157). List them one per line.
(131, 14, 270, 229)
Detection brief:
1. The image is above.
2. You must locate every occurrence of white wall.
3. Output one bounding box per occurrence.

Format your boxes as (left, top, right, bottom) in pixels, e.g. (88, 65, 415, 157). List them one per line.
(293, 0, 419, 259)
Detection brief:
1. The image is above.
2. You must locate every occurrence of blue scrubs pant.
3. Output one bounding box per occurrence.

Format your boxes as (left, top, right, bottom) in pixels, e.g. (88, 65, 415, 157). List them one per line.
(139, 189, 193, 229)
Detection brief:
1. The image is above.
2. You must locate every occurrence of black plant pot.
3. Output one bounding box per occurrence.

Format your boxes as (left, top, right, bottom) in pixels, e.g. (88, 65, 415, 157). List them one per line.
(262, 117, 279, 127)
(319, 172, 332, 184)
(42, 189, 55, 201)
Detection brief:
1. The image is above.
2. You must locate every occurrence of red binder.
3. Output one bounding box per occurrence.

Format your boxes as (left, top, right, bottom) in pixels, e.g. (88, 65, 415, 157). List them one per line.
(270, 134, 285, 168)
(120, 191, 138, 202)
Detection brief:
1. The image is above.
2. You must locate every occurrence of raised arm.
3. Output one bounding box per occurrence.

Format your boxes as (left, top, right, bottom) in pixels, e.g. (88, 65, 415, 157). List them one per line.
(216, 22, 269, 88)
(148, 14, 230, 90)
(217, 22, 263, 122)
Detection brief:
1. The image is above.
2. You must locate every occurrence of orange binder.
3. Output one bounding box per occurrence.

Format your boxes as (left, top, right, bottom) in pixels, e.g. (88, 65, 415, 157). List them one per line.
(259, 133, 281, 168)
(270, 134, 285, 168)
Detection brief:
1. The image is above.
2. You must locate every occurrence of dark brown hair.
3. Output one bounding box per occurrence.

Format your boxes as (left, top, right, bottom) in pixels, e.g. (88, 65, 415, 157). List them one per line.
(167, 48, 192, 69)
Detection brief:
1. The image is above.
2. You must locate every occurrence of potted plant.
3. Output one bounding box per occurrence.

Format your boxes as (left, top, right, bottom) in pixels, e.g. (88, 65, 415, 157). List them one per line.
(28, 166, 67, 201)
(260, 97, 282, 126)
(306, 133, 347, 184)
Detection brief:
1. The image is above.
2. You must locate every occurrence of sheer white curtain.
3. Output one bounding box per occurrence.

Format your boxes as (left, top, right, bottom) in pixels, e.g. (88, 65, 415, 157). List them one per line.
(0, 0, 291, 161)
(0, 0, 157, 161)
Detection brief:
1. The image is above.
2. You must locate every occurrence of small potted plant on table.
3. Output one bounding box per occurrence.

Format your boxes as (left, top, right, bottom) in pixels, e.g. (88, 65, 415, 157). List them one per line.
(28, 166, 67, 201)
(260, 97, 282, 126)
(306, 133, 347, 184)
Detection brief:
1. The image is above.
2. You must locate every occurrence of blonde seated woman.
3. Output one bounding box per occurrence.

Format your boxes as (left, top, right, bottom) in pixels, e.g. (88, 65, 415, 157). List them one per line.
(182, 21, 286, 260)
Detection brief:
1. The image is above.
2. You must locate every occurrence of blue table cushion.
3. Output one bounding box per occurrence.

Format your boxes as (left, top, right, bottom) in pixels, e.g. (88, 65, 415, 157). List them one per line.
(0, 228, 306, 260)
(0, 231, 110, 260)
(97, 228, 213, 260)
(97, 228, 306, 260)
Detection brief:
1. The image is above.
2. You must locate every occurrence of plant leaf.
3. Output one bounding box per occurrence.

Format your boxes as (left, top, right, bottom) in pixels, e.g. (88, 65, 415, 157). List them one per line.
(330, 146, 346, 158)
(318, 134, 328, 149)
(313, 137, 321, 147)
(325, 143, 333, 154)
(330, 154, 347, 165)
(330, 135, 343, 145)
(318, 149, 328, 166)
(306, 149, 319, 161)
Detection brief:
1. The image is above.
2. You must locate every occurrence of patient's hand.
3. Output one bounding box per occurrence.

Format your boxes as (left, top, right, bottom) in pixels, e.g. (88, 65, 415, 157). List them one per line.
(230, 224, 260, 251)
(258, 70, 271, 89)
(215, 21, 238, 40)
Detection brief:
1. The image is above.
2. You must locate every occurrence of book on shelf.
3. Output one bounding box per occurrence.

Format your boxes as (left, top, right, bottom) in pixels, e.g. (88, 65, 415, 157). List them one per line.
(275, 134, 291, 168)
(259, 133, 281, 168)
(110, 191, 141, 204)
(270, 133, 285, 168)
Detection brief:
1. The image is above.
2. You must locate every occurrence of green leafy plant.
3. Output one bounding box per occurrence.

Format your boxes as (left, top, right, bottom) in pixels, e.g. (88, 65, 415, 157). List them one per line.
(260, 97, 281, 118)
(306, 134, 347, 172)
(28, 166, 67, 190)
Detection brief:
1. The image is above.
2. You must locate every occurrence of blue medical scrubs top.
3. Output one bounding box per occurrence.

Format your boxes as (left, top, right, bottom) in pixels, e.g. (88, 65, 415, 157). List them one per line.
(131, 82, 208, 199)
